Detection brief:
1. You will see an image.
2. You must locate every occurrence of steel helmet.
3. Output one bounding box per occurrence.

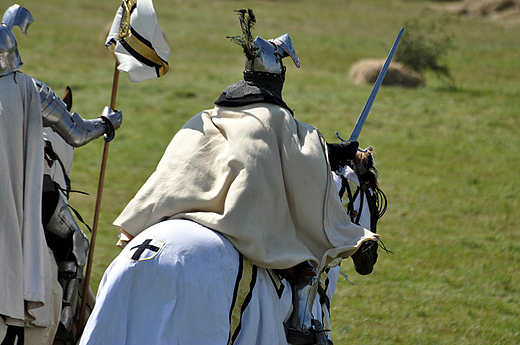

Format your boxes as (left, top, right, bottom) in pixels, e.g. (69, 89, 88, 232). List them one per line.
(229, 9, 300, 76)
(0, 5, 33, 77)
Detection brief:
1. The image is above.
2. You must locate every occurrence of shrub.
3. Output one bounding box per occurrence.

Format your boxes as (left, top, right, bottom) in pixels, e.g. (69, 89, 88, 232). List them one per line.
(395, 19, 455, 83)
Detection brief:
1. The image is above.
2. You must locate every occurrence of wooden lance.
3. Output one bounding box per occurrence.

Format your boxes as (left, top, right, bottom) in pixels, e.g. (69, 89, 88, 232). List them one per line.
(77, 61, 120, 336)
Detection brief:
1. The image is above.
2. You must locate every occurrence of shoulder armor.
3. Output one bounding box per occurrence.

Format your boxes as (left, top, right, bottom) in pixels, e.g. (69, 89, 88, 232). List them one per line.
(37, 80, 70, 126)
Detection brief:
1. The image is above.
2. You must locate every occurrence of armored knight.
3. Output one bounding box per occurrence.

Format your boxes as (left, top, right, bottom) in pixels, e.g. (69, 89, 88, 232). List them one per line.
(218, 10, 359, 345)
(1, 5, 122, 145)
(109, 8, 377, 345)
(1, 4, 122, 343)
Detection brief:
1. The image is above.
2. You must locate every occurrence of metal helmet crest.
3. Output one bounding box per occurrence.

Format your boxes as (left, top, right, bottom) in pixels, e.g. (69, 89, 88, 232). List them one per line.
(0, 4, 33, 77)
(245, 34, 300, 75)
(228, 9, 300, 76)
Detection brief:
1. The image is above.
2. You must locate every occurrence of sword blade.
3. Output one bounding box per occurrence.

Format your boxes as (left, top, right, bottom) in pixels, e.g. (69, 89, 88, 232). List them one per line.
(348, 27, 404, 141)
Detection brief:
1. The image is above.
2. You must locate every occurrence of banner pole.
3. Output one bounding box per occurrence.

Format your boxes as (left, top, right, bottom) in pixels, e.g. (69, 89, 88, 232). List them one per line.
(77, 61, 120, 337)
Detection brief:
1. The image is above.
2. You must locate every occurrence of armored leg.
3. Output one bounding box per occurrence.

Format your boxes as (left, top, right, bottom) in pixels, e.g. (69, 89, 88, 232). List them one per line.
(285, 261, 328, 345)
(44, 189, 89, 337)
(46, 190, 89, 267)
(58, 261, 82, 334)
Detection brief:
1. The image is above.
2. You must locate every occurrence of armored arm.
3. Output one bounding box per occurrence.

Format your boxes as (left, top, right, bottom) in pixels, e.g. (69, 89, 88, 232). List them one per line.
(36, 80, 122, 147)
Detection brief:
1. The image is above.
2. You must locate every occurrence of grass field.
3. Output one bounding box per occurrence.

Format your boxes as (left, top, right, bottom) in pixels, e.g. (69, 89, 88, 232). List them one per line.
(9, 0, 519, 343)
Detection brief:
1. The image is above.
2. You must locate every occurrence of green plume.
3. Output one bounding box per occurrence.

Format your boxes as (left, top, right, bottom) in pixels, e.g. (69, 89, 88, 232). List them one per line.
(227, 9, 260, 61)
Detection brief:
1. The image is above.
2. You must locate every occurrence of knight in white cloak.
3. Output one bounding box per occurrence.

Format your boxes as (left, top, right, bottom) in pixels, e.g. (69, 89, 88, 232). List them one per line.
(113, 9, 379, 344)
(0, 5, 122, 344)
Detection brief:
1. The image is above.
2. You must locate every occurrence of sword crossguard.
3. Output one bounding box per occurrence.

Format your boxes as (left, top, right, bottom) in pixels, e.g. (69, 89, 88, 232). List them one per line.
(335, 132, 367, 152)
(335, 132, 346, 142)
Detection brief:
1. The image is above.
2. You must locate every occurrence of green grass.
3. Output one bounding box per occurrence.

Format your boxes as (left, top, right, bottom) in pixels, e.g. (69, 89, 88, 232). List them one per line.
(11, 0, 520, 343)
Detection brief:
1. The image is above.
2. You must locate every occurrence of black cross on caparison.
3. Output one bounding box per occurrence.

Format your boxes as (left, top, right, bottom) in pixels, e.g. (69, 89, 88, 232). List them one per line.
(130, 239, 161, 260)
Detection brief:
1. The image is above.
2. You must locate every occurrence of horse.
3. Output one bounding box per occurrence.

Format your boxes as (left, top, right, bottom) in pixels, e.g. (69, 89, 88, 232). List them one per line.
(77, 147, 386, 345)
(42, 87, 96, 345)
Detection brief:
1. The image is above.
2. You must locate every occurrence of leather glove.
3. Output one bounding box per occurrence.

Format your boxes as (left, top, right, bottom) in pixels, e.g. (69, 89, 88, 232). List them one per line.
(327, 140, 359, 171)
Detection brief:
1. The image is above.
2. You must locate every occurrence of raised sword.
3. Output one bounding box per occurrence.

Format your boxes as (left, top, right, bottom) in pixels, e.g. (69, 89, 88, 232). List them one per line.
(347, 27, 404, 142)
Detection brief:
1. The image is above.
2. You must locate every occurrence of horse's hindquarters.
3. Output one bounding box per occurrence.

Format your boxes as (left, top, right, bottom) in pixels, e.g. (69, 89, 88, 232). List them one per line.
(80, 220, 240, 344)
(79, 219, 293, 345)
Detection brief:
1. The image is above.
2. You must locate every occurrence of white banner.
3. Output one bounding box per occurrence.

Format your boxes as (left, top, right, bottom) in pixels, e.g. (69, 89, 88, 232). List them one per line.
(106, 0, 171, 82)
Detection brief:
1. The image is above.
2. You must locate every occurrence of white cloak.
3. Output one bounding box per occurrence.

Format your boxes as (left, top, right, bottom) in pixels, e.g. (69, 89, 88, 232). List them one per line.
(0, 73, 55, 328)
(114, 103, 379, 271)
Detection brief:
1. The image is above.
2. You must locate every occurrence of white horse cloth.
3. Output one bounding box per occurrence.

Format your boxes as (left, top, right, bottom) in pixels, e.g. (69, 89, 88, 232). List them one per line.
(79, 219, 339, 344)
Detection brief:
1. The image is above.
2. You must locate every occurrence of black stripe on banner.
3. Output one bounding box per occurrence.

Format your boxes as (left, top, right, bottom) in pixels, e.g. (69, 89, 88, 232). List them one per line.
(129, 27, 169, 69)
(130, 26, 153, 49)
(119, 38, 161, 77)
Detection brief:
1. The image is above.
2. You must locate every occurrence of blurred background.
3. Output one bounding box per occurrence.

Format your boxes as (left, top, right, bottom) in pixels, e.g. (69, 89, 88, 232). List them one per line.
(7, 0, 519, 343)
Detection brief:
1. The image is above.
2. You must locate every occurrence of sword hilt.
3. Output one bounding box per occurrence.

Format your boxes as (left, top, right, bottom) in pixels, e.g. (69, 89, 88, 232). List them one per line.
(335, 132, 367, 152)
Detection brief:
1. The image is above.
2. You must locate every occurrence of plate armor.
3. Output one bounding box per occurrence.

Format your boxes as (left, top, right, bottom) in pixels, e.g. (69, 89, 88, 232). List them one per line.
(0, 4, 32, 77)
(37, 80, 122, 146)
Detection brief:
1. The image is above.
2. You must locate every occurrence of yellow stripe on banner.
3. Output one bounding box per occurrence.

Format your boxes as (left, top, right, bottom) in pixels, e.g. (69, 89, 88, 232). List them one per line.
(123, 32, 169, 77)
(118, 0, 136, 40)
(111, 0, 169, 77)
(228, 256, 255, 345)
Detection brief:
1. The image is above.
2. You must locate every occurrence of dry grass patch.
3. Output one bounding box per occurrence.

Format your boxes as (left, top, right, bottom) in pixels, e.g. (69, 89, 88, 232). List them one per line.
(435, 0, 520, 21)
(349, 59, 424, 87)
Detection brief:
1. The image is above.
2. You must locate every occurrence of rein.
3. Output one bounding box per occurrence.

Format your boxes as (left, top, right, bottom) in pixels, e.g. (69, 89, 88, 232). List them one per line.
(340, 172, 387, 232)
(339, 164, 391, 255)
(43, 139, 92, 233)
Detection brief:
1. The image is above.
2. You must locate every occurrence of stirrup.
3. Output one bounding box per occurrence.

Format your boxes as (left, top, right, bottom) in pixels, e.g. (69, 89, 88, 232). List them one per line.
(286, 319, 330, 345)
(286, 325, 317, 345)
